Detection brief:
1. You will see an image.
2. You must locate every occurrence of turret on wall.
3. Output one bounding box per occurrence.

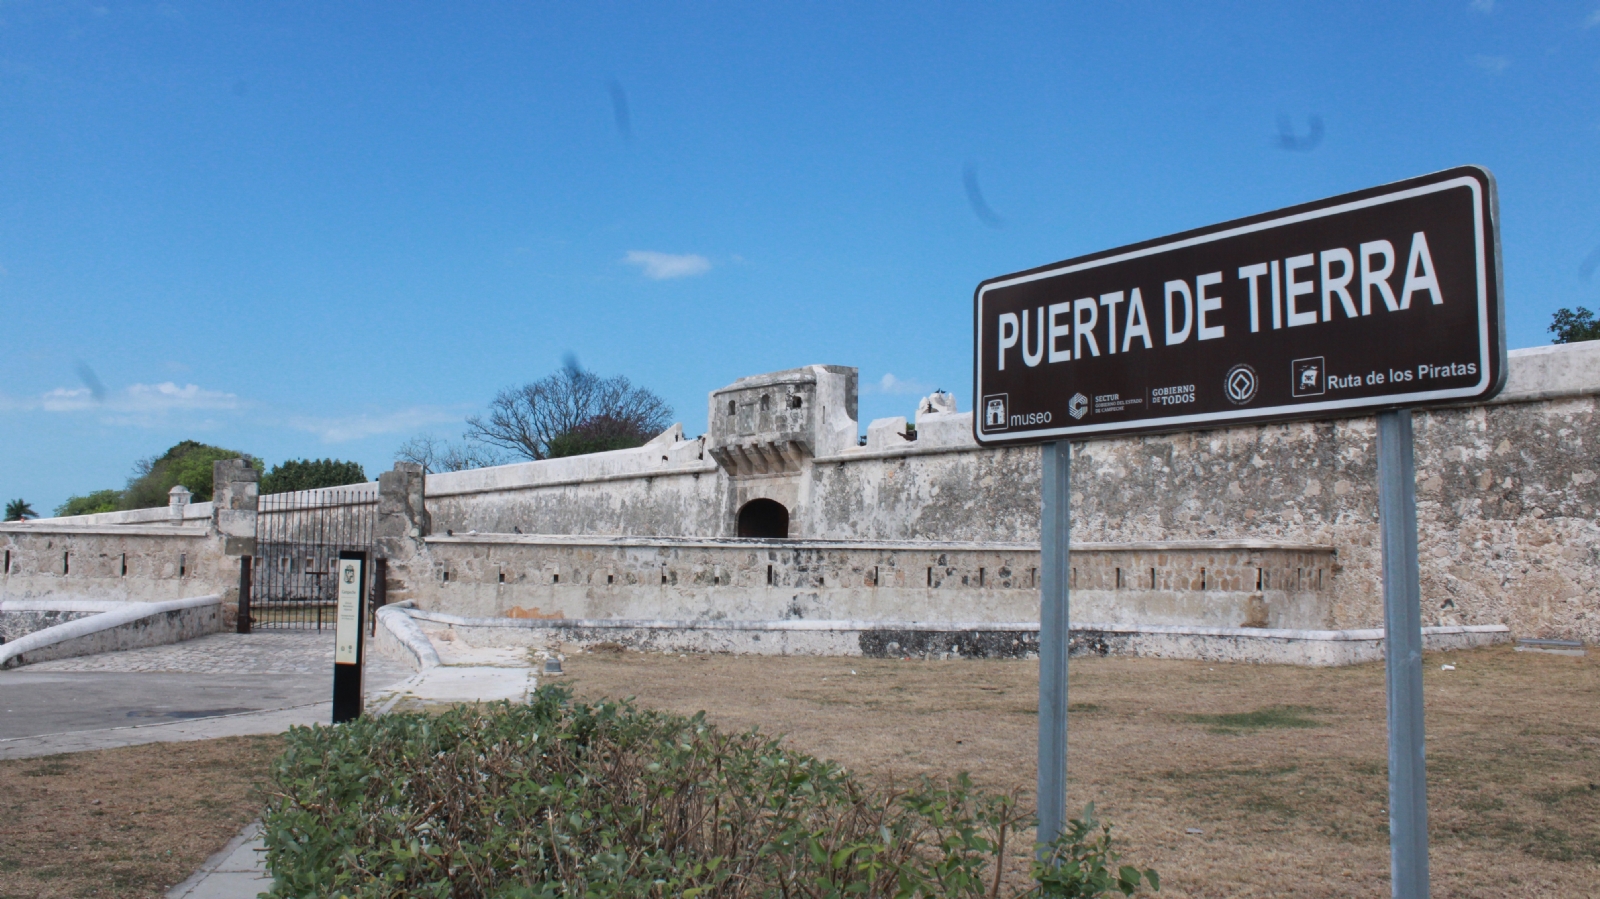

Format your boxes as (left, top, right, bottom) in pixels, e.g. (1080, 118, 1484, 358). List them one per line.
(706, 365, 858, 537)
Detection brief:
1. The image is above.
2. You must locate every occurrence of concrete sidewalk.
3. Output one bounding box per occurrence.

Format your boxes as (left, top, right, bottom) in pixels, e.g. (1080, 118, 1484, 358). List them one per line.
(166, 822, 271, 899)
(0, 700, 333, 761)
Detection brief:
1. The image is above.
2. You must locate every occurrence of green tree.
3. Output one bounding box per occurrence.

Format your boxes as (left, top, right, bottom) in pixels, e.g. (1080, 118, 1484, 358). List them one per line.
(4, 498, 36, 521)
(260, 459, 367, 495)
(55, 489, 122, 517)
(123, 441, 262, 508)
(1550, 306, 1600, 344)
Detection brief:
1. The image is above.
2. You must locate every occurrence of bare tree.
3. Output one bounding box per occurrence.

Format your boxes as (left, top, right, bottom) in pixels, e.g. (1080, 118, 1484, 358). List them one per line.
(465, 367, 673, 461)
(395, 435, 508, 473)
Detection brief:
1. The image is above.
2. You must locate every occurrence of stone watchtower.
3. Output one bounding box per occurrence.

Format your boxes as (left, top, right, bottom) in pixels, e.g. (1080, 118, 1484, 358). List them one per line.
(705, 365, 858, 538)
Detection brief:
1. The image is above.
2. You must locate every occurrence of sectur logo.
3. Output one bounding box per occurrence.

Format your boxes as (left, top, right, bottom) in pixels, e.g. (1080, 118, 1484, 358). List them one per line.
(1224, 364, 1259, 405)
(1068, 393, 1089, 420)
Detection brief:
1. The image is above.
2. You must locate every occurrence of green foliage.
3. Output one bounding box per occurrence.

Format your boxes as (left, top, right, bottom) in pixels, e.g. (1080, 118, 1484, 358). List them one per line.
(4, 498, 36, 521)
(261, 458, 367, 495)
(1550, 306, 1600, 344)
(122, 440, 261, 508)
(54, 489, 122, 518)
(1031, 804, 1160, 898)
(262, 688, 1050, 898)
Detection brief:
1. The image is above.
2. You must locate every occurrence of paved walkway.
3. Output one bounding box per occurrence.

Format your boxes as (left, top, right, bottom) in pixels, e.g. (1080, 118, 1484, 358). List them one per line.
(0, 631, 414, 749)
(165, 821, 272, 899)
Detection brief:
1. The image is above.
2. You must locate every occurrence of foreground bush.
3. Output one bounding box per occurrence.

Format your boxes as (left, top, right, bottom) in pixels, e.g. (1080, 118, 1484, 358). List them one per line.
(262, 687, 1155, 898)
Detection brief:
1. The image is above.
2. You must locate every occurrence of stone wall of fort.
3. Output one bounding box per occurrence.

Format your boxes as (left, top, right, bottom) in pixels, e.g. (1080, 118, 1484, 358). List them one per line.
(4, 344, 1596, 649)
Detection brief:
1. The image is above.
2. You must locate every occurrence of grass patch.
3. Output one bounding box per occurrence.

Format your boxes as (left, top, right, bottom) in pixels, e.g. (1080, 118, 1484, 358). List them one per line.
(558, 645, 1600, 898)
(0, 735, 282, 899)
(21, 760, 76, 777)
(1181, 704, 1325, 734)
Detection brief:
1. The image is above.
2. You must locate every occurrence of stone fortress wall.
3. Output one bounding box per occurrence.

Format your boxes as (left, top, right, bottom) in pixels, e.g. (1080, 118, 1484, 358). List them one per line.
(384, 343, 1598, 645)
(4, 342, 1596, 654)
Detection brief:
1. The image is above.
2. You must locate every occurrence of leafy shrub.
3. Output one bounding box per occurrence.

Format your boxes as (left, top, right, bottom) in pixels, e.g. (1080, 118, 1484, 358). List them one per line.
(123, 440, 261, 507)
(54, 489, 122, 517)
(1032, 804, 1159, 898)
(262, 688, 1158, 898)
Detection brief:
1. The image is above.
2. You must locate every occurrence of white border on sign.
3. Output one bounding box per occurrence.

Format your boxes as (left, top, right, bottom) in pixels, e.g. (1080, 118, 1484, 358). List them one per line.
(974, 175, 1491, 442)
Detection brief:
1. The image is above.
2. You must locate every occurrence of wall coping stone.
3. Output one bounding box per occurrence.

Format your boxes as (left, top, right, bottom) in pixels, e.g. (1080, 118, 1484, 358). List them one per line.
(422, 533, 1333, 553)
(426, 460, 720, 499)
(12, 502, 215, 528)
(400, 607, 1505, 643)
(0, 594, 221, 669)
(0, 524, 212, 538)
(376, 602, 442, 670)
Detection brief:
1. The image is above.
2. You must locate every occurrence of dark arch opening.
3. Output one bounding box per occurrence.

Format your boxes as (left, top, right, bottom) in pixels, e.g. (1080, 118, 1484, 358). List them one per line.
(737, 499, 789, 539)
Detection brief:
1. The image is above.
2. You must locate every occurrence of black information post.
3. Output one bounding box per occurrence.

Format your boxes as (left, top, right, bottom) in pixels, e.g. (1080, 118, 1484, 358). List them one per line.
(975, 167, 1504, 899)
(332, 550, 368, 724)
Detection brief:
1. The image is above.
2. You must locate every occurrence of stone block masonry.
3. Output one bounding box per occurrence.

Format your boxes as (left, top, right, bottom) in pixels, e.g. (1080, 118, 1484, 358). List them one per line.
(0, 461, 259, 624)
(372, 343, 1598, 649)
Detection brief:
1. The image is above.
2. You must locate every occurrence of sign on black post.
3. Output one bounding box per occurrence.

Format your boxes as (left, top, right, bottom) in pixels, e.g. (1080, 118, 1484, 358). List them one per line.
(980, 167, 1505, 899)
(973, 166, 1504, 444)
(332, 550, 367, 724)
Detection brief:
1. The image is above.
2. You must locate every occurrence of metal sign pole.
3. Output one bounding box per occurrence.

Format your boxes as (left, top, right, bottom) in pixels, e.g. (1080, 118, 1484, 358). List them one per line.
(1038, 440, 1071, 847)
(1377, 409, 1429, 898)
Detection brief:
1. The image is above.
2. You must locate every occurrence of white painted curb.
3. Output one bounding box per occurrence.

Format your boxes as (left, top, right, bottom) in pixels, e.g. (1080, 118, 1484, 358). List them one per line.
(0, 595, 222, 669)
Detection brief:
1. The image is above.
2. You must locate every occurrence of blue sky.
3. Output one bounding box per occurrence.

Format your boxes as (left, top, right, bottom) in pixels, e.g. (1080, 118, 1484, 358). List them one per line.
(3, 1, 1598, 513)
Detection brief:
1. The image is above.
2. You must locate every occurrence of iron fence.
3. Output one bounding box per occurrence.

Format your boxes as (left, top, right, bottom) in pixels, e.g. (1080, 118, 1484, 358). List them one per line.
(251, 487, 377, 630)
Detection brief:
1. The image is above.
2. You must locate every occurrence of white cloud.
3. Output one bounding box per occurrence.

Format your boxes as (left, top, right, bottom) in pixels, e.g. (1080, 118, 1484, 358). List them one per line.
(1471, 54, 1511, 74)
(1471, 0, 1494, 13)
(289, 406, 465, 443)
(1587, 8, 1600, 27)
(623, 250, 712, 280)
(869, 373, 933, 395)
(30, 381, 240, 415)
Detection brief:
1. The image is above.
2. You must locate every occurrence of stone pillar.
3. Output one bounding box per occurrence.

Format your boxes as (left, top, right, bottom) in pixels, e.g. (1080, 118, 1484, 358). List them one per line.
(377, 462, 429, 605)
(212, 459, 259, 556)
(212, 459, 259, 628)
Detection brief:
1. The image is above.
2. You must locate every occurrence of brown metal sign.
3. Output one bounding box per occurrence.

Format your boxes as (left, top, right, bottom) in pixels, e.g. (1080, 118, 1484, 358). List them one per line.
(972, 166, 1505, 445)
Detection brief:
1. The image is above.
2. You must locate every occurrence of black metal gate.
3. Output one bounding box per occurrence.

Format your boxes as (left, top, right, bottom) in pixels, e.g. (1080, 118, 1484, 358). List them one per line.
(250, 488, 377, 630)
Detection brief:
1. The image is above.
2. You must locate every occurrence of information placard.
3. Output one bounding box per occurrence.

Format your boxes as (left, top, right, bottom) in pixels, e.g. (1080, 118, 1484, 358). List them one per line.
(334, 558, 362, 665)
(973, 166, 1504, 445)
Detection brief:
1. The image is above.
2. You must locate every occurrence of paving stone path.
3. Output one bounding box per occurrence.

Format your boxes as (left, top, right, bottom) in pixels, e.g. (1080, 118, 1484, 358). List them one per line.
(27, 630, 410, 682)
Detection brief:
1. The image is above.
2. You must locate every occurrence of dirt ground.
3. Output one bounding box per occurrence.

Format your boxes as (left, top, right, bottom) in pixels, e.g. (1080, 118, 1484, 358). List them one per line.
(561, 644, 1600, 899)
(0, 735, 283, 899)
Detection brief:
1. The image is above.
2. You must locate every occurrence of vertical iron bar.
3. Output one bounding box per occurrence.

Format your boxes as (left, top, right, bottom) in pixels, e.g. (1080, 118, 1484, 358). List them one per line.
(1038, 441, 1071, 848)
(1378, 408, 1429, 898)
(236, 555, 252, 634)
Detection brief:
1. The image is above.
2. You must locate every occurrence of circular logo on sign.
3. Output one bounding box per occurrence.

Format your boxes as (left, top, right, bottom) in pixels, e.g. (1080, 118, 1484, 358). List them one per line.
(1068, 393, 1089, 420)
(1224, 364, 1259, 405)
(344, 567, 356, 584)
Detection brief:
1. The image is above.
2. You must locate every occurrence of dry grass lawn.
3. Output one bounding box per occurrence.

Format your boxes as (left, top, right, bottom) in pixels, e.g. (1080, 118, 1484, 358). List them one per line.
(0, 735, 283, 899)
(561, 643, 1599, 898)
